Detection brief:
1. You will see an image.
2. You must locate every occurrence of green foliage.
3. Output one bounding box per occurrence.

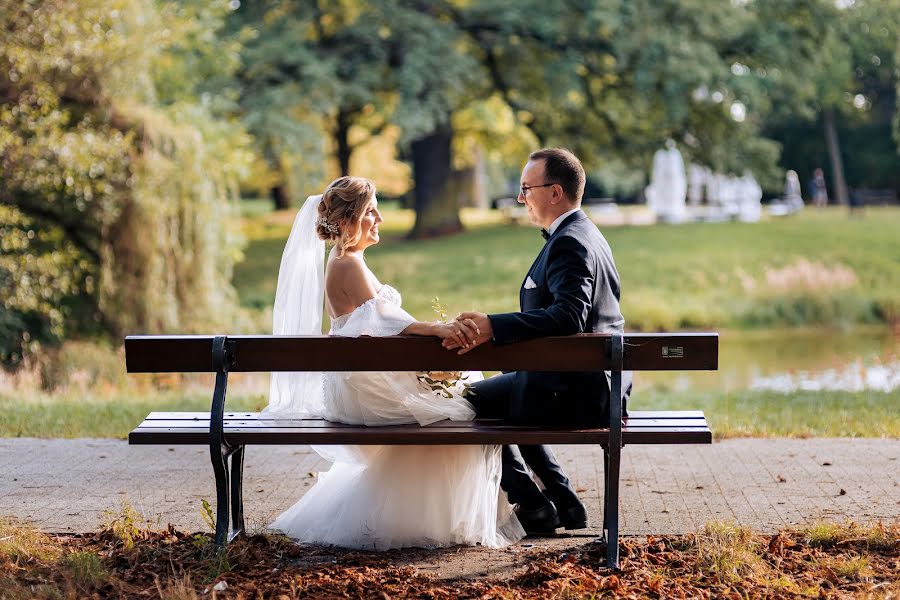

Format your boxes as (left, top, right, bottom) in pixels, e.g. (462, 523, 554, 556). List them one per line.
(4, 0, 900, 363)
(100, 499, 142, 550)
(200, 499, 216, 532)
(233, 0, 482, 200)
(1, 0, 252, 367)
(761, 0, 900, 193)
(695, 523, 768, 584)
(61, 551, 107, 587)
(231, 0, 900, 213)
(0, 206, 91, 365)
(40, 340, 127, 391)
(896, 36, 900, 151)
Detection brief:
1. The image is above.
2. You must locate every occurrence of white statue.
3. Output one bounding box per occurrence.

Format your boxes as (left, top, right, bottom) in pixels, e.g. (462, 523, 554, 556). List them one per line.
(645, 139, 687, 223)
(737, 173, 762, 222)
(687, 164, 708, 207)
(783, 170, 803, 211)
(723, 175, 742, 218)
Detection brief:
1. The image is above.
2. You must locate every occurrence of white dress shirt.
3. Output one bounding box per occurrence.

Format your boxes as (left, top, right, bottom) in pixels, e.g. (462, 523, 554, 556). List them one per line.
(547, 207, 582, 236)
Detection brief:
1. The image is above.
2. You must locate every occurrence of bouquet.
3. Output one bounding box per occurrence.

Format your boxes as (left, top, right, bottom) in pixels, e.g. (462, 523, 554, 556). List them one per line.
(417, 298, 471, 398)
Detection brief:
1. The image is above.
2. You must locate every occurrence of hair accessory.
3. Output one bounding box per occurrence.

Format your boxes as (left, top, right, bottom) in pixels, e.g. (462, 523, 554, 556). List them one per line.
(316, 216, 340, 235)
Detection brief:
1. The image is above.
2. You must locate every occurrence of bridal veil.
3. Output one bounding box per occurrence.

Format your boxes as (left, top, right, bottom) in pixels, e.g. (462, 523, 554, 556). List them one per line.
(263, 194, 325, 418)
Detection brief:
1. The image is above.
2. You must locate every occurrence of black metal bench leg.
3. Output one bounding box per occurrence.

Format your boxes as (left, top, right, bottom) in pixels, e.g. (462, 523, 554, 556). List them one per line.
(605, 440, 622, 570)
(606, 334, 624, 570)
(211, 442, 231, 547)
(230, 445, 246, 538)
(602, 446, 610, 533)
(209, 336, 236, 548)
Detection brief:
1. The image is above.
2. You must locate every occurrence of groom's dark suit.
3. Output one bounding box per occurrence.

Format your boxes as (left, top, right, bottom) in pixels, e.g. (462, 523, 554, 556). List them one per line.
(468, 209, 630, 513)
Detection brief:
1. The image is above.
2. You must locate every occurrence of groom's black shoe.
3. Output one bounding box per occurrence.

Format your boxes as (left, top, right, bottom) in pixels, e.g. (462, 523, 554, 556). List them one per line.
(544, 489, 588, 530)
(555, 502, 588, 530)
(514, 502, 561, 535)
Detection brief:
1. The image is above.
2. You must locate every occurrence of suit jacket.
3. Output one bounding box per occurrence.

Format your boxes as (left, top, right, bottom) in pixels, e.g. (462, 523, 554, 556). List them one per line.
(488, 210, 626, 426)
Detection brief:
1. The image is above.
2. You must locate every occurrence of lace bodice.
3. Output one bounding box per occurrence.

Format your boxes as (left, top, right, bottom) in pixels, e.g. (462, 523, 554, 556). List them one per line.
(375, 284, 402, 305)
(329, 285, 414, 337)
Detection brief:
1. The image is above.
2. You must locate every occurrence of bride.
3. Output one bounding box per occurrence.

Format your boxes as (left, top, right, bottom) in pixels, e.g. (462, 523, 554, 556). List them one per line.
(264, 176, 524, 550)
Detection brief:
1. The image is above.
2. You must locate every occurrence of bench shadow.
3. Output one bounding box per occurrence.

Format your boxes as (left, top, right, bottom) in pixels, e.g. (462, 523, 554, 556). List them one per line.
(282, 534, 611, 581)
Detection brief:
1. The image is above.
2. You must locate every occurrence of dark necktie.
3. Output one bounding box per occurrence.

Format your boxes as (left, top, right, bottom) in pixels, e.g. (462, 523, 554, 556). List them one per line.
(540, 228, 550, 240)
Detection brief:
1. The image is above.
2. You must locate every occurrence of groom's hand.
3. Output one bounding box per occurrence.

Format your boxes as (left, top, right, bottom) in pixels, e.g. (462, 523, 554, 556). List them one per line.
(444, 312, 492, 354)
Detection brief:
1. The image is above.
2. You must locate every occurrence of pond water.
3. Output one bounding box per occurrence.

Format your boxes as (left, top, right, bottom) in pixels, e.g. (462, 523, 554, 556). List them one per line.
(637, 327, 899, 393)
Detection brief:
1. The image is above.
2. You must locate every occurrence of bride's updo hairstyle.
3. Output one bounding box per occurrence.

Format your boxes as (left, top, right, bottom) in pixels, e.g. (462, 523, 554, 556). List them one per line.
(316, 176, 376, 256)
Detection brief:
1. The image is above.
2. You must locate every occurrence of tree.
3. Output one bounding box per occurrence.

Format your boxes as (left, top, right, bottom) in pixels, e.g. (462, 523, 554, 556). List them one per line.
(233, 1, 480, 234)
(439, 0, 784, 188)
(233, 1, 893, 232)
(755, 0, 900, 202)
(234, 1, 403, 208)
(0, 0, 251, 368)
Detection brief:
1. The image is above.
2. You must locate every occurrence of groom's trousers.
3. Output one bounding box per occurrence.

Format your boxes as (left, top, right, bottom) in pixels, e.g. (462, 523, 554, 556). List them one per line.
(466, 373, 581, 510)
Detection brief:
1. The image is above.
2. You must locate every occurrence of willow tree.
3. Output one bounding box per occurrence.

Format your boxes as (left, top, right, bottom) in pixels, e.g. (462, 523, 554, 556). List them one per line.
(0, 0, 250, 367)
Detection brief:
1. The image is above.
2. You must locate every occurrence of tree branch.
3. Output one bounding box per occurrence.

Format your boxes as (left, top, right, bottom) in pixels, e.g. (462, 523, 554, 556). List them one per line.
(1, 194, 102, 263)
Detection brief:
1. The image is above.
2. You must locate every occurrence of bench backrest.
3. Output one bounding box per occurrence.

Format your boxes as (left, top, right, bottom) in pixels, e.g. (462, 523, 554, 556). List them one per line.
(125, 333, 718, 373)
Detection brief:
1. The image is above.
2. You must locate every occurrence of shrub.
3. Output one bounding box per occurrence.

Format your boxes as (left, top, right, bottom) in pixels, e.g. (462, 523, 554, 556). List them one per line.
(40, 341, 127, 391)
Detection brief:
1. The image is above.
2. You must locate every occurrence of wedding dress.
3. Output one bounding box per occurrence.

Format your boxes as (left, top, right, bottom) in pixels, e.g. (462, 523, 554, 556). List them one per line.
(263, 195, 524, 550)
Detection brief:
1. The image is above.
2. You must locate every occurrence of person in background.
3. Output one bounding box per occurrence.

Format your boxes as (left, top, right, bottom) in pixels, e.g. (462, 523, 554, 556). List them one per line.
(808, 168, 828, 207)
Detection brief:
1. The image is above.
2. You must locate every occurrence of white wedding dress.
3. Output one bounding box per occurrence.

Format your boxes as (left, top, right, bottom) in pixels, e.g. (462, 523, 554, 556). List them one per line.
(265, 220, 524, 549)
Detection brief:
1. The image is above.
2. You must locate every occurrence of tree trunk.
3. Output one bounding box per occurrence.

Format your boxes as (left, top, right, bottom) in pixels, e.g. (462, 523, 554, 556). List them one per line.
(409, 124, 464, 239)
(822, 108, 849, 206)
(335, 109, 352, 177)
(270, 185, 290, 210)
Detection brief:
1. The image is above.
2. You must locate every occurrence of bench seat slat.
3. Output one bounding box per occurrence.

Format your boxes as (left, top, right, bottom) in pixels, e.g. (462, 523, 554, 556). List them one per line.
(129, 411, 711, 445)
(129, 427, 710, 446)
(129, 428, 710, 445)
(142, 410, 707, 421)
(135, 417, 708, 429)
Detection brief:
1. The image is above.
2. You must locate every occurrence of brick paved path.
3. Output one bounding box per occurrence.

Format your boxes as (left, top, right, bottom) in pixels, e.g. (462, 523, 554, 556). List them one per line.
(3, 438, 897, 537)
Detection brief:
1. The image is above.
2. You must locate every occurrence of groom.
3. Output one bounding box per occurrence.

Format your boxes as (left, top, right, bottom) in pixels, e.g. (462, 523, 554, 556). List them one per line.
(445, 147, 630, 534)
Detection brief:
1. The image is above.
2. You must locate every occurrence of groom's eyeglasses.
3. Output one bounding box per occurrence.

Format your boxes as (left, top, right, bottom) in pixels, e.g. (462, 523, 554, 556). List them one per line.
(519, 182, 558, 198)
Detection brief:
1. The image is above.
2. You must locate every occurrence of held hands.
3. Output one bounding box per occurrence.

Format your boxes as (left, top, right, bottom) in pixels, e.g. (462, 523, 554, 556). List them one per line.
(433, 318, 480, 351)
(443, 312, 492, 354)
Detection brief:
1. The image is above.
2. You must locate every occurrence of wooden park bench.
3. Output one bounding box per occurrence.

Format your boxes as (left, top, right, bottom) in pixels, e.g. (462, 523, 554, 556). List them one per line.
(126, 332, 717, 569)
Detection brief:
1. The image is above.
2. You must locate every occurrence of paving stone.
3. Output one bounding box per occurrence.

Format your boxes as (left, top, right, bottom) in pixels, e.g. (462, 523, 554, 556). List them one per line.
(2, 438, 898, 536)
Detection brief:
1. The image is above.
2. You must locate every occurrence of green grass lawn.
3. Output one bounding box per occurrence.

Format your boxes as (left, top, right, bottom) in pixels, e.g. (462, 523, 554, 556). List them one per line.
(635, 388, 900, 438)
(0, 387, 265, 439)
(3, 386, 896, 439)
(234, 206, 900, 331)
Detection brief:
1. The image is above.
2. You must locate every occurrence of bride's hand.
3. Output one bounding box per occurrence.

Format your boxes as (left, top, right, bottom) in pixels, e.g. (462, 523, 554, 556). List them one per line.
(433, 319, 479, 349)
(443, 312, 492, 354)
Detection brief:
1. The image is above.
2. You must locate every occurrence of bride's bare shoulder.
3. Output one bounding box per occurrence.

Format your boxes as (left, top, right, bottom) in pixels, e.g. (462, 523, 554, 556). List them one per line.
(326, 252, 368, 283)
(325, 253, 377, 311)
